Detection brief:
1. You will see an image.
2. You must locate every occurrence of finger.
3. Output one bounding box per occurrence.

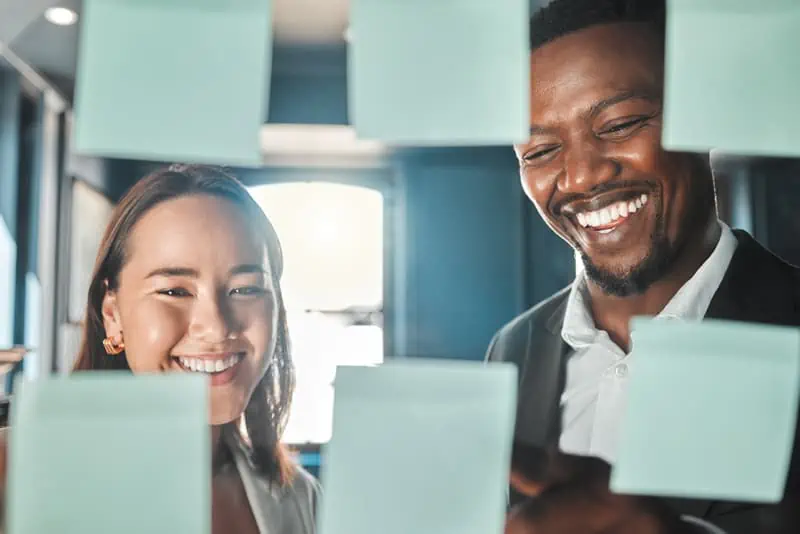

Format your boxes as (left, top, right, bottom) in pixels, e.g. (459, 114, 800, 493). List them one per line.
(510, 469, 546, 498)
(505, 512, 539, 534)
(508, 484, 616, 534)
(552, 452, 611, 487)
(510, 442, 573, 489)
(511, 440, 611, 490)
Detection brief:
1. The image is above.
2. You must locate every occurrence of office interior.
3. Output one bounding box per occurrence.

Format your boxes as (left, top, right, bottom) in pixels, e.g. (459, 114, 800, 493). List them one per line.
(1, 1, 799, 479)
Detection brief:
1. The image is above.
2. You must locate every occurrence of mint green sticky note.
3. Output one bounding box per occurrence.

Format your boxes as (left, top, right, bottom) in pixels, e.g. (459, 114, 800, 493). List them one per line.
(318, 360, 517, 534)
(610, 319, 800, 503)
(7, 373, 210, 534)
(663, 0, 800, 156)
(74, 0, 271, 165)
(348, 0, 529, 145)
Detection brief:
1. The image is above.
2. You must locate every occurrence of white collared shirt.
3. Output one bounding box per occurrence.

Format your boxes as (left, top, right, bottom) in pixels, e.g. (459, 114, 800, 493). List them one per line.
(559, 222, 738, 464)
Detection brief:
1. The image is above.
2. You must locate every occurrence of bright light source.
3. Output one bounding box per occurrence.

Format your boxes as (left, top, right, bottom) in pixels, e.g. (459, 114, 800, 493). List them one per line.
(44, 7, 78, 26)
(311, 220, 339, 246)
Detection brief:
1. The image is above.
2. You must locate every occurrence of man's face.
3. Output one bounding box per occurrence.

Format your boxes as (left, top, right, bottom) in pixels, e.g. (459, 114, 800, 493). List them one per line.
(514, 22, 713, 296)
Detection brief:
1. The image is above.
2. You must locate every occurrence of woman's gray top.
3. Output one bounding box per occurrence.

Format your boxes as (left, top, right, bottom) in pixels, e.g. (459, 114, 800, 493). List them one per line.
(232, 445, 321, 534)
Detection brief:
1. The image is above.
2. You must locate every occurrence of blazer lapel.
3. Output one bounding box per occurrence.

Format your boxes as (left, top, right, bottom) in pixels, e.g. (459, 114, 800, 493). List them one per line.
(515, 294, 572, 447)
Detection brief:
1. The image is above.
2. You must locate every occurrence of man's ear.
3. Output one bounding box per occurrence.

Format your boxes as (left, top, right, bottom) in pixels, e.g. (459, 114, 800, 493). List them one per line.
(101, 284, 122, 338)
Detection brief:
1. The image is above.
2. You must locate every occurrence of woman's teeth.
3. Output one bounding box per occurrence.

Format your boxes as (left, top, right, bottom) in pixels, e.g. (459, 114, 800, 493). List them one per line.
(576, 194, 648, 229)
(178, 354, 242, 373)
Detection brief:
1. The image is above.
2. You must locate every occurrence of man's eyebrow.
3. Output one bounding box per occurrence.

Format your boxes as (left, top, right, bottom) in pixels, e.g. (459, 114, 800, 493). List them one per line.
(529, 124, 555, 136)
(145, 267, 199, 279)
(589, 89, 661, 118)
(527, 89, 660, 137)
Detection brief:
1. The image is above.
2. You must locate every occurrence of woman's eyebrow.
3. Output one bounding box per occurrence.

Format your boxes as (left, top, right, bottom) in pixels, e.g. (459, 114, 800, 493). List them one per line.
(229, 264, 268, 276)
(145, 267, 199, 279)
(144, 265, 268, 278)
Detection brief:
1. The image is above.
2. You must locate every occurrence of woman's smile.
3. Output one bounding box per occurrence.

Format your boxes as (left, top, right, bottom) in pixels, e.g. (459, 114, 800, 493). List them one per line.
(172, 352, 246, 386)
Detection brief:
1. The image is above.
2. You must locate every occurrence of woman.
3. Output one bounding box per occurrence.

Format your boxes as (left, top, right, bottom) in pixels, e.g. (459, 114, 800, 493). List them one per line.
(3, 164, 320, 533)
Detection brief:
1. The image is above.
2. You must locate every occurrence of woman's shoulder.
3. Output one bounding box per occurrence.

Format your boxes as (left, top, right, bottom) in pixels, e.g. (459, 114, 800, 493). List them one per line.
(288, 465, 321, 501)
(244, 462, 320, 533)
(282, 464, 321, 518)
(285, 465, 321, 533)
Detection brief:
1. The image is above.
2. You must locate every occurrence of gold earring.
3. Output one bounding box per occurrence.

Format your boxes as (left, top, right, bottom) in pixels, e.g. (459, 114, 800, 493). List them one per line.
(103, 336, 124, 355)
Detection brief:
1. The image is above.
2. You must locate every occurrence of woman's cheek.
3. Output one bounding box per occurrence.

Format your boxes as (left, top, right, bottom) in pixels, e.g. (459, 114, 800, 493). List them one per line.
(124, 302, 187, 372)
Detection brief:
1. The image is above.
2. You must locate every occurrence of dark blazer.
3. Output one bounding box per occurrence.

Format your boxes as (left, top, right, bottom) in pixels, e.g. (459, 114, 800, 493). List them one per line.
(487, 230, 800, 533)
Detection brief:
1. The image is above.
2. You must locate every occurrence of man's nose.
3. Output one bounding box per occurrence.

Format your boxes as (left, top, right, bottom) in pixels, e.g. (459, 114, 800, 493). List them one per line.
(558, 142, 620, 195)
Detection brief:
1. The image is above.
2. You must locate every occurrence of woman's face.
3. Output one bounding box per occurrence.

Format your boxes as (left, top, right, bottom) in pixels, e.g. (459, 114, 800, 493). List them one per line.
(101, 194, 277, 425)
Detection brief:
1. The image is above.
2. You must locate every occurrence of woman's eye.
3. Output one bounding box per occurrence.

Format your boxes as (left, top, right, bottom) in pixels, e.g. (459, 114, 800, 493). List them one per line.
(157, 288, 192, 297)
(230, 286, 265, 297)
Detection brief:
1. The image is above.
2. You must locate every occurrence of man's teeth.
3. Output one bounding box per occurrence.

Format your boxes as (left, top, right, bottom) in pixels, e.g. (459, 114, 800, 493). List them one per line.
(576, 194, 648, 229)
(178, 354, 242, 373)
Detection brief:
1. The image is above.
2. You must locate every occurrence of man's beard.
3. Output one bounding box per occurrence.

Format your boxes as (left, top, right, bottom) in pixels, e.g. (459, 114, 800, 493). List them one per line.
(575, 159, 716, 298)
(579, 210, 677, 297)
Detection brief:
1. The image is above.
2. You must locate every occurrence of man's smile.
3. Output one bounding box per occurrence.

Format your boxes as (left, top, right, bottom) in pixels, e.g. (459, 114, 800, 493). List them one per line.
(560, 190, 656, 250)
(576, 193, 648, 232)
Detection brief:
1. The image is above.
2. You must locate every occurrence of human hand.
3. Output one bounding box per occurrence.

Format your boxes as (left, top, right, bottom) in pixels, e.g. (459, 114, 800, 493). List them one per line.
(505, 442, 694, 534)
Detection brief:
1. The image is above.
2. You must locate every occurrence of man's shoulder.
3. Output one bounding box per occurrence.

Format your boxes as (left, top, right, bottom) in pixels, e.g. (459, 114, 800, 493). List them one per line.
(501, 285, 572, 337)
(716, 231, 800, 325)
(487, 285, 572, 362)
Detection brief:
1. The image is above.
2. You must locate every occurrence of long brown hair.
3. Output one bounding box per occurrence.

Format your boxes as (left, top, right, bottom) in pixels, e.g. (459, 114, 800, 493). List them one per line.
(72, 164, 295, 484)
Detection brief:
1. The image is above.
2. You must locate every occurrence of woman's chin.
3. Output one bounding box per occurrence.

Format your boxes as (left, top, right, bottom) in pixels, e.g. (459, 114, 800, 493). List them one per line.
(208, 395, 246, 427)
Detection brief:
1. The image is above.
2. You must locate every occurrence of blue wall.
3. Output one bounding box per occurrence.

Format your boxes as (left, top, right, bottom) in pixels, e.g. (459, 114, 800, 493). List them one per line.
(395, 148, 526, 360)
(268, 45, 348, 126)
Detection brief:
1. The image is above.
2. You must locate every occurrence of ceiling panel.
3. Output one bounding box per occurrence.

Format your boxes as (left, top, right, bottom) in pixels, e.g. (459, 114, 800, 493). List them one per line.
(4, 0, 546, 91)
(5, 0, 350, 81)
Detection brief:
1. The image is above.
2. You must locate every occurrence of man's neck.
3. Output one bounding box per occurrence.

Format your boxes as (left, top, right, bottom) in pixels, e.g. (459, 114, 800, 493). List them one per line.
(586, 217, 722, 352)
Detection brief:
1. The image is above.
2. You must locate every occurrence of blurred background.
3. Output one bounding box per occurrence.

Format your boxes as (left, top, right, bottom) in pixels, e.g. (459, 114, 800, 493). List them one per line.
(1, 0, 798, 473)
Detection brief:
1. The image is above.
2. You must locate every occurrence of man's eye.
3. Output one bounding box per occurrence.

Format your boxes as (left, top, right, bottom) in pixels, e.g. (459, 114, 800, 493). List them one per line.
(157, 288, 192, 297)
(600, 117, 648, 135)
(524, 146, 559, 161)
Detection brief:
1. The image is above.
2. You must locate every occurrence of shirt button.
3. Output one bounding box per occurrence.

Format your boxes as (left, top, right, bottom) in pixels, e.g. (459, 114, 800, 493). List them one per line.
(615, 364, 628, 378)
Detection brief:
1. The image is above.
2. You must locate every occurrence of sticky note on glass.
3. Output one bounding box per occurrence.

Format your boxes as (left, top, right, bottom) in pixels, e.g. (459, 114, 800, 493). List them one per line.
(74, 0, 271, 165)
(663, 0, 800, 156)
(318, 360, 517, 534)
(610, 319, 800, 502)
(7, 373, 210, 534)
(348, 0, 529, 145)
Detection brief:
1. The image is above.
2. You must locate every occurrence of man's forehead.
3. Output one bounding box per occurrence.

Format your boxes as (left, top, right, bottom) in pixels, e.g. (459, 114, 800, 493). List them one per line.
(531, 22, 663, 84)
(529, 23, 664, 116)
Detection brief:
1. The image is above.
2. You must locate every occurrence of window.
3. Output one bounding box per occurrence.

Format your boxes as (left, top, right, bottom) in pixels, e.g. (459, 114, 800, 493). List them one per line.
(249, 182, 384, 444)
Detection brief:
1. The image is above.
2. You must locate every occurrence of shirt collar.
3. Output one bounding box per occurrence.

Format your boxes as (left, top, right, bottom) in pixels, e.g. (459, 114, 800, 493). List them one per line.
(561, 221, 738, 348)
(659, 221, 737, 320)
(562, 273, 595, 348)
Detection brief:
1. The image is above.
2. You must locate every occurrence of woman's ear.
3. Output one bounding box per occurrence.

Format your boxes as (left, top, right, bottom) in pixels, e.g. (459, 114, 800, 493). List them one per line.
(101, 283, 122, 338)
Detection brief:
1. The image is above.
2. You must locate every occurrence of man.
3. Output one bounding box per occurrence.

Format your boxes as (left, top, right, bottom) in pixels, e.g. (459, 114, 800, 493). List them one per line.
(487, 0, 800, 533)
